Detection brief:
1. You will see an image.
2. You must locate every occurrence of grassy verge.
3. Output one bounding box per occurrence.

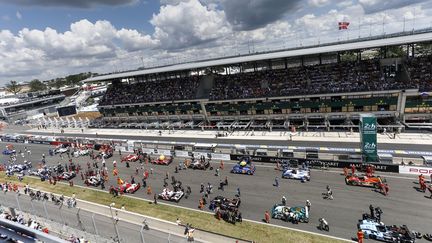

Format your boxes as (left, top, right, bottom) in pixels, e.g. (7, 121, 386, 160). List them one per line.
(0, 173, 346, 243)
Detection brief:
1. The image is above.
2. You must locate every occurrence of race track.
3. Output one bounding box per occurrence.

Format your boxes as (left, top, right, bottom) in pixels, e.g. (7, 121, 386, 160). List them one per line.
(2, 142, 432, 242)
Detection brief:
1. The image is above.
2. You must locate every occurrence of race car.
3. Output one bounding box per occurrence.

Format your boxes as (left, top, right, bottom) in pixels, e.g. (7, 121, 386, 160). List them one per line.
(121, 154, 139, 163)
(345, 175, 385, 187)
(210, 196, 241, 211)
(158, 188, 184, 202)
(2, 149, 16, 155)
(271, 204, 309, 223)
(231, 157, 256, 175)
(56, 171, 76, 181)
(189, 159, 210, 170)
(73, 149, 89, 157)
(358, 219, 415, 243)
(7, 161, 32, 173)
(28, 168, 50, 179)
(54, 147, 69, 154)
(152, 155, 173, 165)
(84, 176, 102, 187)
(117, 182, 141, 194)
(282, 168, 310, 181)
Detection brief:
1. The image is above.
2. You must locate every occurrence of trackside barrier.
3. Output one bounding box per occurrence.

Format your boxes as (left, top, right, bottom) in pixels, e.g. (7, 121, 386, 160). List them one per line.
(229, 155, 400, 173)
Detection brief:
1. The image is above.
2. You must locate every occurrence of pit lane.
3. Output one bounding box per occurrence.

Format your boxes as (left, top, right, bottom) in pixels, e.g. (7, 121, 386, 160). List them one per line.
(2, 142, 432, 242)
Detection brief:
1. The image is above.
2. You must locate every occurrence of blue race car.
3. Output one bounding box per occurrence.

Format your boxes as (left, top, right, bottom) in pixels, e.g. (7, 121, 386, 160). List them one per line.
(282, 168, 310, 181)
(231, 157, 256, 175)
(2, 149, 16, 155)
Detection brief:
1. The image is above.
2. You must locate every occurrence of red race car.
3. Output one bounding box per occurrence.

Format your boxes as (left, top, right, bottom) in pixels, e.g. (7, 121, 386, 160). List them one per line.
(121, 154, 139, 163)
(345, 175, 385, 188)
(117, 182, 141, 194)
(151, 155, 173, 165)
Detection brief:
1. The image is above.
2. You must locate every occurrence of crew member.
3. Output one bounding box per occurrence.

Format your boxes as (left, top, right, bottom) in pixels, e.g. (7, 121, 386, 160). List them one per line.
(357, 229, 364, 243)
(264, 211, 270, 223)
(351, 164, 356, 175)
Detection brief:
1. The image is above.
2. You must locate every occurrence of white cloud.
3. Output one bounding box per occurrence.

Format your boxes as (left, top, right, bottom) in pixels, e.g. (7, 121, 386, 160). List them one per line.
(16, 11, 22, 20)
(151, 0, 230, 49)
(308, 0, 330, 7)
(1, 0, 432, 84)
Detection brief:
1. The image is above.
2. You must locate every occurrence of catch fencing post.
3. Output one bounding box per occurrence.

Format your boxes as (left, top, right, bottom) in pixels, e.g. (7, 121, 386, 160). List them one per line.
(91, 213, 99, 235)
(168, 233, 171, 243)
(15, 193, 22, 212)
(140, 224, 146, 243)
(59, 204, 65, 225)
(42, 201, 49, 219)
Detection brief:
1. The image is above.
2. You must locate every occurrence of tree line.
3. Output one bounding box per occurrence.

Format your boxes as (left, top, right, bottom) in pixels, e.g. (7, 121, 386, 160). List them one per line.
(4, 72, 96, 94)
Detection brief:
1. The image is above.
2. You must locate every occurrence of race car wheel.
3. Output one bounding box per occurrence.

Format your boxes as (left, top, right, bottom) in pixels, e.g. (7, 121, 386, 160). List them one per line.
(247, 170, 252, 175)
(345, 178, 349, 185)
(370, 234, 376, 240)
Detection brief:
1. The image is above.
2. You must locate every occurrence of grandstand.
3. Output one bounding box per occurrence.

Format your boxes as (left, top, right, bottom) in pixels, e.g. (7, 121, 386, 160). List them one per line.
(0, 90, 65, 122)
(85, 31, 432, 132)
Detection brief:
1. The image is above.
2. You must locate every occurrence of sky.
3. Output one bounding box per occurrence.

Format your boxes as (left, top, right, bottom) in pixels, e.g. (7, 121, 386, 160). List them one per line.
(0, 0, 432, 85)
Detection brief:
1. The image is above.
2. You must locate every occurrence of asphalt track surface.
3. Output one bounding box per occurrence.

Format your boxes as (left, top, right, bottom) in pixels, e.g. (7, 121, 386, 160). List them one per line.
(2, 142, 432, 242)
(6, 126, 432, 152)
(0, 191, 191, 243)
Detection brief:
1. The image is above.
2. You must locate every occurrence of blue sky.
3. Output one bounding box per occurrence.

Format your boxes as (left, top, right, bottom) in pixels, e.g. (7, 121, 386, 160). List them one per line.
(0, 0, 431, 85)
(0, 1, 159, 34)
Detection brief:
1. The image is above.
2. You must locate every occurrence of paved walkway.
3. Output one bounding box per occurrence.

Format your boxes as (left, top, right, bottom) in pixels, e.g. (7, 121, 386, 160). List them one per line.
(24, 127, 432, 145)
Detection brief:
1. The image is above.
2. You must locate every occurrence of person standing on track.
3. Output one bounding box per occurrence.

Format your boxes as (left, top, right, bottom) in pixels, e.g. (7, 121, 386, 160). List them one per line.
(274, 177, 279, 187)
(351, 164, 356, 175)
(357, 229, 364, 243)
(264, 211, 270, 223)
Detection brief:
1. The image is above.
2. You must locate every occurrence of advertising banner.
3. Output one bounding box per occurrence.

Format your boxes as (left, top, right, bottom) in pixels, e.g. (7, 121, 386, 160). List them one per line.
(157, 149, 172, 156)
(360, 114, 378, 163)
(142, 148, 156, 155)
(399, 165, 432, 175)
(174, 150, 190, 158)
(210, 153, 231, 161)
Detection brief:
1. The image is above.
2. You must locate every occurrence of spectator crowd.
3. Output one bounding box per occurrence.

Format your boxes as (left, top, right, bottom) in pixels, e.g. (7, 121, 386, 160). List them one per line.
(100, 56, 432, 105)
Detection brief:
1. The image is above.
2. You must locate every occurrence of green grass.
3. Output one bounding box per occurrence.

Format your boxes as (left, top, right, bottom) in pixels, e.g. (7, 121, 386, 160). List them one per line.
(0, 173, 347, 243)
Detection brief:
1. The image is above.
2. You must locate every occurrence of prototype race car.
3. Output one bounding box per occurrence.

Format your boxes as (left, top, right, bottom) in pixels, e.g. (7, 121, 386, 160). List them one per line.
(282, 168, 310, 181)
(189, 159, 210, 170)
(345, 175, 385, 187)
(358, 219, 416, 243)
(54, 147, 69, 154)
(210, 196, 241, 211)
(84, 176, 102, 187)
(56, 171, 76, 181)
(231, 157, 256, 175)
(271, 204, 309, 223)
(117, 182, 141, 194)
(28, 168, 50, 179)
(2, 149, 16, 155)
(152, 155, 173, 165)
(121, 154, 139, 163)
(158, 188, 184, 202)
(7, 161, 32, 173)
(73, 149, 89, 157)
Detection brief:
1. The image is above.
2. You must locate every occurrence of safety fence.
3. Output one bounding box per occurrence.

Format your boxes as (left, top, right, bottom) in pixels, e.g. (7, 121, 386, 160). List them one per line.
(0, 191, 195, 243)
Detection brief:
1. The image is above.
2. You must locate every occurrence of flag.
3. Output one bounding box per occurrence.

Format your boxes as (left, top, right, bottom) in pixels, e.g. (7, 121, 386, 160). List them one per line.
(338, 21, 350, 30)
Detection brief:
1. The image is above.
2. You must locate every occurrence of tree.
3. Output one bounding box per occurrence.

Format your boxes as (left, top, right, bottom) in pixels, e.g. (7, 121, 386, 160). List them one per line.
(29, 79, 46, 92)
(5, 81, 22, 95)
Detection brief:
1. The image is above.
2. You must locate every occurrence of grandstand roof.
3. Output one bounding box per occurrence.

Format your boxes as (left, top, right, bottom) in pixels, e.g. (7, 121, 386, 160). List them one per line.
(84, 31, 432, 83)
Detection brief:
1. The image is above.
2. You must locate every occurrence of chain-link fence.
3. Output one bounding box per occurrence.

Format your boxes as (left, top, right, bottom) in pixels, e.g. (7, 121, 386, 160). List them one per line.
(0, 191, 195, 243)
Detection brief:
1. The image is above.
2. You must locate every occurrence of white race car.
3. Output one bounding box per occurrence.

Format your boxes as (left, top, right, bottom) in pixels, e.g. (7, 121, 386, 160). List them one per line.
(282, 168, 310, 181)
(158, 188, 184, 202)
(54, 147, 69, 154)
(73, 149, 89, 157)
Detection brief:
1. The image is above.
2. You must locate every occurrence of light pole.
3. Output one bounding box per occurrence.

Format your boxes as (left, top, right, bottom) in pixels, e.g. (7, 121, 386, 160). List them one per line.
(109, 203, 120, 243)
